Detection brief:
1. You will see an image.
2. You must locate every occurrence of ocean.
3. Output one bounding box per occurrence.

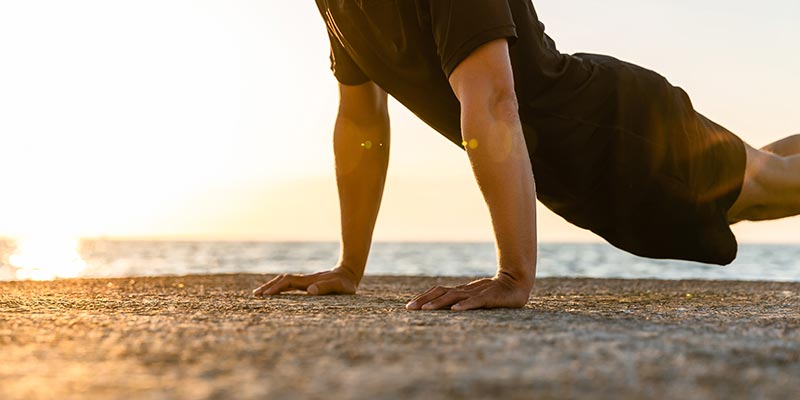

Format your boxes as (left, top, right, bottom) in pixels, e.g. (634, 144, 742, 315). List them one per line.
(1, 240, 799, 282)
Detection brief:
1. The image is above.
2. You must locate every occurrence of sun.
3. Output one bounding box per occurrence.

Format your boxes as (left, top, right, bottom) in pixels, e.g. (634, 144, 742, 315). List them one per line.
(10, 236, 88, 281)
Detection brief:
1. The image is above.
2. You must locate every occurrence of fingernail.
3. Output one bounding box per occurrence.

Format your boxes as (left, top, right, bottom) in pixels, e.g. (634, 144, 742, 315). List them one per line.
(451, 303, 463, 311)
(406, 301, 418, 310)
(421, 302, 434, 310)
(308, 285, 319, 295)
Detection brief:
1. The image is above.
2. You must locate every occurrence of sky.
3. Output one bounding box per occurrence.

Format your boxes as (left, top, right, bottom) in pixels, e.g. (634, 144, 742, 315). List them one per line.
(0, 0, 799, 243)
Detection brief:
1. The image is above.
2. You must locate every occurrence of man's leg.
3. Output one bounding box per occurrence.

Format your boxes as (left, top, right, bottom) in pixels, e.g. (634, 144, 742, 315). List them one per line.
(728, 141, 800, 223)
(761, 134, 800, 156)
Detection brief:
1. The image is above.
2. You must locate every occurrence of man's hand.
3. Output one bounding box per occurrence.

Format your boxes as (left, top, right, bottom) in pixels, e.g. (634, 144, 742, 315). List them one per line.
(252, 267, 359, 296)
(405, 274, 532, 311)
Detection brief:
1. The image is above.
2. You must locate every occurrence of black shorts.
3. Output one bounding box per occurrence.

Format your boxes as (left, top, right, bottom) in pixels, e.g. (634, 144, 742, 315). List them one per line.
(523, 52, 747, 265)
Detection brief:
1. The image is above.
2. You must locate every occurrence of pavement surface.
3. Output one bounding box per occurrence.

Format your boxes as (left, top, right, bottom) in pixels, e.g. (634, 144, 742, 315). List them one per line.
(1, 274, 799, 399)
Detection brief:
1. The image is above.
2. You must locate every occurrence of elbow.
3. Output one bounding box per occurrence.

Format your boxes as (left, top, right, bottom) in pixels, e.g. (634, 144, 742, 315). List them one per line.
(460, 88, 520, 127)
(337, 82, 389, 123)
(337, 109, 390, 130)
(459, 90, 525, 162)
(488, 91, 520, 122)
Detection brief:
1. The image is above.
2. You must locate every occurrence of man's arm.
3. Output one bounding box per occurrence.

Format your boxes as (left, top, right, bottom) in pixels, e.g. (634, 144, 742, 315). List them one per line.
(253, 81, 390, 296)
(407, 39, 537, 310)
(333, 82, 391, 282)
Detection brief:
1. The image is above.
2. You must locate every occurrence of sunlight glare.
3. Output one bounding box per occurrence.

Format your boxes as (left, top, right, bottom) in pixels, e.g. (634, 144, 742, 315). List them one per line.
(10, 237, 88, 280)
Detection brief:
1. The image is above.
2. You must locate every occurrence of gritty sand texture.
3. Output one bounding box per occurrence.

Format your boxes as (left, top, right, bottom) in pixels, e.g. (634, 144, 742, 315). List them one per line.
(1, 274, 799, 399)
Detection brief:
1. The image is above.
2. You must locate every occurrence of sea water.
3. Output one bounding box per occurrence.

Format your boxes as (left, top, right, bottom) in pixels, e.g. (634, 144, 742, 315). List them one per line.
(1, 240, 799, 282)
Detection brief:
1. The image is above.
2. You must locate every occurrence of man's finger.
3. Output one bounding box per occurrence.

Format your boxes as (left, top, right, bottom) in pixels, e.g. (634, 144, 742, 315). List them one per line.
(253, 274, 285, 296)
(261, 276, 292, 295)
(258, 272, 330, 296)
(408, 286, 447, 303)
(262, 275, 311, 295)
(420, 289, 470, 310)
(451, 295, 487, 311)
(308, 278, 356, 295)
(406, 286, 449, 310)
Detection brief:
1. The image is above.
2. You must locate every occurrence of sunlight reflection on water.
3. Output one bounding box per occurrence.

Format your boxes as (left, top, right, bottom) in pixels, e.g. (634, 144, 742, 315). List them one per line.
(9, 237, 88, 280)
(0, 240, 799, 282)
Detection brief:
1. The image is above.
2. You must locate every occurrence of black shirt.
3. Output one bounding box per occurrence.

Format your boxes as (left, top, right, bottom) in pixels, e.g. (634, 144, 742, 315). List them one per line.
(316, 0, 562, 150)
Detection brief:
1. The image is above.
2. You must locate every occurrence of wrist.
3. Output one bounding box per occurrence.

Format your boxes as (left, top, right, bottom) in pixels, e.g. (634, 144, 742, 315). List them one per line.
(496, 265, 536, 290)
(333, 264, 364, 285)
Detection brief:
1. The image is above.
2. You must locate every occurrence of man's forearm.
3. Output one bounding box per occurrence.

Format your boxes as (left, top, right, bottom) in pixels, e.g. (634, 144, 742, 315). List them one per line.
(404, 99, 537, 311)
(462, 99, 538, 287)
(333, 113, 390, 282)
(251, 89, 389, 298)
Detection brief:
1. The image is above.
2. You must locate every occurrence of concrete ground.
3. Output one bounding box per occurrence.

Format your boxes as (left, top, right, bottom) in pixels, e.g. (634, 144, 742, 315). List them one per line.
(1, 274, 798, 399)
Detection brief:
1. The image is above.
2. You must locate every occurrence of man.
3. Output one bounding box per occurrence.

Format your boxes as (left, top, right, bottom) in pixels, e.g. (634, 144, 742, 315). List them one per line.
(254, 0, 800, 310)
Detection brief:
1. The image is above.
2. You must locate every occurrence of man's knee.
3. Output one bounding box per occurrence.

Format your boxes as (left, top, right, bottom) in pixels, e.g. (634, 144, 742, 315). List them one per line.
(728, 146, 800, 222)
(727, 146, 779, 222)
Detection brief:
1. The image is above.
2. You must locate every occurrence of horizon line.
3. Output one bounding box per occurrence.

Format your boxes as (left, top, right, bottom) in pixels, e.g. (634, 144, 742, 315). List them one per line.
(1, 236, 798, 246)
